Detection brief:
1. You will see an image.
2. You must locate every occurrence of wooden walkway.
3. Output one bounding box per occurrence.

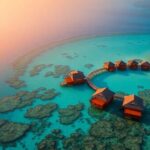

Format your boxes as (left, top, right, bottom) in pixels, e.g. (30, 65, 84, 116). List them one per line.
(114, 94, 124, 100)
(86, 79, 98, 91)
(86, 67, 124, 100)
(86, 68, 106, 79)
(86, 68, 106, 91)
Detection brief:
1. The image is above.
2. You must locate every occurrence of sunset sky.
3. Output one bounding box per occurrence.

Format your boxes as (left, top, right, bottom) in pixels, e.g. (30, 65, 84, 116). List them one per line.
(0, 0, 150, 68)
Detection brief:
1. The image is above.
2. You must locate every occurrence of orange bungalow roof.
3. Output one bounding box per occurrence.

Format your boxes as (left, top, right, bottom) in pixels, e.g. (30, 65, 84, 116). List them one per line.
(93, 88, 107, 95)
(104, 61, 115, 67)
(115, 60, 126, 66)
(128, 60, 138, 65)
(123, 95, 144, 111)
(140, 61, 150, 66)
(92, 88, 114, 102)
(69, 70, 85, 80)
(70, 70, 79, 75)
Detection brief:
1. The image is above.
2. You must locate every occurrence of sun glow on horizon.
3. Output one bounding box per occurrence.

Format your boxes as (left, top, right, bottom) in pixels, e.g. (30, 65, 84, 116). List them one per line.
(0, 0, 150, 66)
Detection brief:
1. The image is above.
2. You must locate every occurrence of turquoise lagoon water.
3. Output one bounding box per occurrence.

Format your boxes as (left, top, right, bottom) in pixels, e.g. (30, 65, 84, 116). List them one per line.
(92, 70, 150, 95)
(0, 34, 150, 150)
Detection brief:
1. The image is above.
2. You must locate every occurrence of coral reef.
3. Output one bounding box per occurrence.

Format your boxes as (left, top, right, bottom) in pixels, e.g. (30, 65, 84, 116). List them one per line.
(58, 103, 84, 125)
(31, 119, 51, 138)
(6, 63, 53, 88)
(88, 106, 104, 118)
(138, 89, 150, 105)
(0, 88, 60, 113)
(5, 43, 55, 89)
(0, 96, 20, 113)
(37, 88, 60, 100)
(45, 65, 71, 78)
(29, 64, 52, 77)
(63, 129, 85, 150)
(53, 65, 71, 77)
(37, 129, 64, 150)
(0, 120, 30, 143)
(0, 91, 37, 113)
(84, 64, 94, 69)
(6, 78, 26, 89)
(62, 52, 78, 59)
(25, 103, 57, 119)
(62, 115, 145, 150)
(45, 71, 54, 77)
(89, 116, 144, 149)
(5, 36, 77, 89)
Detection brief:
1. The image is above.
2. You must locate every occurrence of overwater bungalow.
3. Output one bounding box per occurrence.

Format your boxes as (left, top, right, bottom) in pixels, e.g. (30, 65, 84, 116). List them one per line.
(115, 60, 127, 71)
(61, 70, 86, 86)
(91, 88, 115, 109)
(127, 60, 138, 70)
(140, 61, 150, 71)
(122, 95, 144, 119)
(103, 61, 116, 72)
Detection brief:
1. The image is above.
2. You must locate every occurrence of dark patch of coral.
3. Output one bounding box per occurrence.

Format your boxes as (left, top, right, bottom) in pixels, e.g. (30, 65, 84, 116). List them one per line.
(25, 103, 57, 119)
(6, 77, 26, 89)
(58, 103, 84, 125)
(0, 88, 60, 113)
(89, 116, 144, 149)
(45, 71, 54, 77)
(37, 129, 64, 150)
(0, 91, 37, 113)
(6, 47, 54, 89)
(31, 119, 51, 139)
(0, 120, 30, 143)
(62, 115, 145, 150)
(29, 64, 53, 77)
(45, 65, 71, 78)
(62, 52, 78, 60)
(37, 88, 60, 101)
(88, 106, 104, 119)
(138, 89, 150, 105)
(6, 63, 52, 89)
(84, 64, 94, 69)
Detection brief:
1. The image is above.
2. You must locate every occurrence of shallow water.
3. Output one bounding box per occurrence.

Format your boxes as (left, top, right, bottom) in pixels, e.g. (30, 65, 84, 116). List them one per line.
(0, 34, 150, 150)
(92, 70, 150, 94)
